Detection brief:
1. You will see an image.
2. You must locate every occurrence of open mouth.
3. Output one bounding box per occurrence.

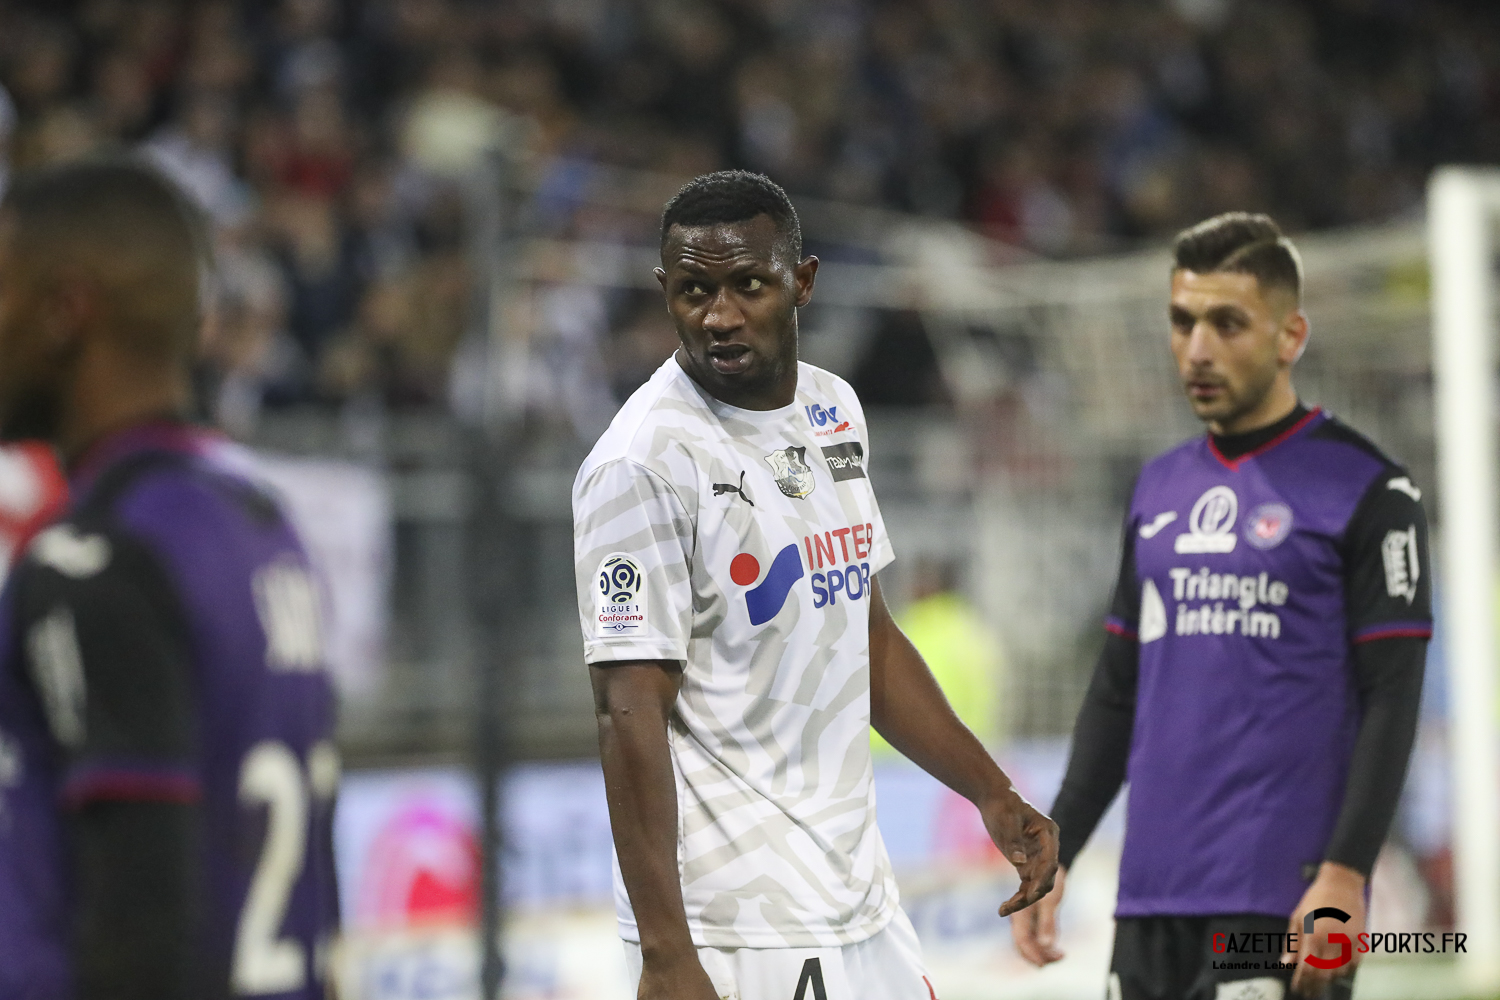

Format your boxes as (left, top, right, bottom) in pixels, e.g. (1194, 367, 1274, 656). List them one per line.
(707, 344, 753, 375)
(1187, 380, 1225, 401)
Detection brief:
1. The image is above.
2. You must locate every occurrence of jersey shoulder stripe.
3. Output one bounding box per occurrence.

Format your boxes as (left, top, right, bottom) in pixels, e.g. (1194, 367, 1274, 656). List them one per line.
(583, 361, 705, 457)
(1134, 435, 1208, 493)
(1306, 413, 1404, 472)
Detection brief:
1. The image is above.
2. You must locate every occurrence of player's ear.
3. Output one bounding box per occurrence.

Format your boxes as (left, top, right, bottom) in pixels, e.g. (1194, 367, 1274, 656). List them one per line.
(793, 255, 818, 308)
(1280, 308, 1310, 365)
(36, 271, 96, 357)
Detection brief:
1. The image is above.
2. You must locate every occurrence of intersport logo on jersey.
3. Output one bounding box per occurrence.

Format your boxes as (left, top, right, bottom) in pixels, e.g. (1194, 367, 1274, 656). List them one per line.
(730, 522, 876, 626)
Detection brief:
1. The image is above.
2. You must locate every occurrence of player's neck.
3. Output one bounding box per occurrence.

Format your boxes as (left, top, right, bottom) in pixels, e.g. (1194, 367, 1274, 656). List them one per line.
(59, 340, 190, 463)
(674, 348, 798, 411)
(1209, 399, 1309, 460)
(1205, 381, 1300, 437)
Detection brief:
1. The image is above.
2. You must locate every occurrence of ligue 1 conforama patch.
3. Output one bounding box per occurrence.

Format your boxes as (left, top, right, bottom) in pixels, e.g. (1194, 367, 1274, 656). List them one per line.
(595, 552, 646, 637)
(1244, 502, 1294, 550)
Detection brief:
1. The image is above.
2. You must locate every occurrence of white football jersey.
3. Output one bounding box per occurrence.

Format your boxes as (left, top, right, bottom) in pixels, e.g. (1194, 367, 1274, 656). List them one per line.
(573, 356, 898, 948)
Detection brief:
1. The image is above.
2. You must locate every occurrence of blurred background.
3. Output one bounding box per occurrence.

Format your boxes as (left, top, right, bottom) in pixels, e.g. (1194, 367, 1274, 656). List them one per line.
(0, 0, 1490, 996)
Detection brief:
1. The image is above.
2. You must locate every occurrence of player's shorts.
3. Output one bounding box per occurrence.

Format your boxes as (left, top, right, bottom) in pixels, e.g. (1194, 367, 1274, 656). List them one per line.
(1109, 914, 1355, 1000)
(623, 908, 937, 1000)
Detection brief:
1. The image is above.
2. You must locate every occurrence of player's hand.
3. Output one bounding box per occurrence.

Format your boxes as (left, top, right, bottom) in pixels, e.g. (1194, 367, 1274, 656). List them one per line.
(1282, 861, 1365, 997)
(978, 784, 1059, 918)
(638, 949, 722, 1000)
(1010, 863, 1066, 966)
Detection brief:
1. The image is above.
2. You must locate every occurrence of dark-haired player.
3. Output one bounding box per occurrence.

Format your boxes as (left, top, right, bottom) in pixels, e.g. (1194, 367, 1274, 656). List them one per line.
(0, 159, 337, 999)
(1011, 212, 1430, 999)
(573, 169, 1058, 999)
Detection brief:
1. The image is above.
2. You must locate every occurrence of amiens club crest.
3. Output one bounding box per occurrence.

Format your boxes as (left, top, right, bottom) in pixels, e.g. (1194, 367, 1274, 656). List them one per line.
(764, 446, 816, 499)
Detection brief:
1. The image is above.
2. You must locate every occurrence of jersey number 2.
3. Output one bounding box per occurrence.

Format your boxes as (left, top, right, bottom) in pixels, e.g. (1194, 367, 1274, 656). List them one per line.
(232, 740, 338, 995)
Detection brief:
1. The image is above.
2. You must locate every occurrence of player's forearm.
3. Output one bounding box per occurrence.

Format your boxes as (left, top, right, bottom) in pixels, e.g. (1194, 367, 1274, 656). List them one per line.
(592, 663, 697, 960)
(868, 587, 1013, 805)
(71, 802, 200, 1000)
(1324, 637, 1426, 875)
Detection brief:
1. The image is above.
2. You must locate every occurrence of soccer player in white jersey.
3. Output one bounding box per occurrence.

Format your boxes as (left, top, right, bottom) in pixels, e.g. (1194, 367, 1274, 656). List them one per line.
(572, 170, 1059, 1000)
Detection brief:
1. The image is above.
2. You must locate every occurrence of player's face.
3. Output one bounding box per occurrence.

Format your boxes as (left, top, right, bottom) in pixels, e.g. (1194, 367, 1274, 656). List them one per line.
(657, 215, 818, 410)
(0, 217, 73, 443)
(1169, 269, 1307, 434)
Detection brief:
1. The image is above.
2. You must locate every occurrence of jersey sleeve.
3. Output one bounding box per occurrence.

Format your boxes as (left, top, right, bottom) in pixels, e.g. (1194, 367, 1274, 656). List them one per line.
(860, 434, 895, 577)
(834, 376, 895, 575)
(573, 458, 695, 665)
(1104, 515, 1141, 640)
(1343, 474, 1433, 644)
(13, 524, 198, 808)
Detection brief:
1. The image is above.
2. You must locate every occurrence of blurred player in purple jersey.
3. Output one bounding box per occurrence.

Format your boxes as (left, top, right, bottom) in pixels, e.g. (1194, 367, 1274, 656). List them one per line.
(1011, 213, 1430, 999)
(0, 160, 338, 1000)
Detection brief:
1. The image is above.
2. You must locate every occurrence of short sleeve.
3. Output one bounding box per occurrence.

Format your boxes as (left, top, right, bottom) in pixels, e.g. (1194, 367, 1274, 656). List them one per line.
(573, 458, 695, 665)
(835, 378, 895, 575)
(1343, 474, 1434, 644)
(13, 524, 198, 808)
(865, 495, 896, 577)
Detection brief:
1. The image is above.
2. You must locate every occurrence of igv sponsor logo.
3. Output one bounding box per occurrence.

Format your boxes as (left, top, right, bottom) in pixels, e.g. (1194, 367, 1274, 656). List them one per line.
(729, 522, 876, 625)
(805, 402, 851, 437)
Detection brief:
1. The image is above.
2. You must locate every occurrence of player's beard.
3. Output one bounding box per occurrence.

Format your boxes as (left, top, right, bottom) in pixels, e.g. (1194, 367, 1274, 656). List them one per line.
(680, 319, 798, 404)
(1187, 363, 1277, 430)
(0, 370, 64, 443)
(0, 383, 62, 442)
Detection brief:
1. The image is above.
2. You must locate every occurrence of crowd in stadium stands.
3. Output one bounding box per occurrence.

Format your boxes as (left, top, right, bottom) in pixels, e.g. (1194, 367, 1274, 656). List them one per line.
(0, 0, 1494, 422)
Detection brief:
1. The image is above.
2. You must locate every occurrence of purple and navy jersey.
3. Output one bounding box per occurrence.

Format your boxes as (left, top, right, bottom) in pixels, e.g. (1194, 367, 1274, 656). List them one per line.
(0, 422, 338, 999)
(1107, 408, 1431, 918)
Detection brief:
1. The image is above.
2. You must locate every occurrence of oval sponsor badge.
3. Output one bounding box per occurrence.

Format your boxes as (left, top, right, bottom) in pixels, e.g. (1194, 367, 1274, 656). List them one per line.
(1244, 501, 1293, 550)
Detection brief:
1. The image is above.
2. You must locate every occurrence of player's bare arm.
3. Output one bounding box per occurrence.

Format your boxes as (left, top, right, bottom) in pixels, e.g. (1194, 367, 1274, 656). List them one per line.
(867, 575, 1059, 916)
(591, 660, 718, 1000)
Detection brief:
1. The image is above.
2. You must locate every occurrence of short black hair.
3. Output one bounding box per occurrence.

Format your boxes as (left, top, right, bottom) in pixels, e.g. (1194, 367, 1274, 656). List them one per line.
(1172, 211, 1302, 302)
(2, 157, 208, 358)
(660, 170, 802, 261)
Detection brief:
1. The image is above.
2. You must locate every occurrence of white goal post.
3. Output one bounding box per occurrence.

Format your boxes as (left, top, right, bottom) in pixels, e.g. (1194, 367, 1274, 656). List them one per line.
(1430, 166, 1500, 992)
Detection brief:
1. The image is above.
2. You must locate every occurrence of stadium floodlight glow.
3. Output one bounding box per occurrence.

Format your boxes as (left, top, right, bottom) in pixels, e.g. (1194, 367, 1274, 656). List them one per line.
(1430, 166, 1500, 992)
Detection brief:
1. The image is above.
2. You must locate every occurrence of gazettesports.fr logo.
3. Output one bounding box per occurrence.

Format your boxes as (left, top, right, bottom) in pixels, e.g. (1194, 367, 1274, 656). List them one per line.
(1211, 908, 1468, 972)
(1301, 907, 1354, 970)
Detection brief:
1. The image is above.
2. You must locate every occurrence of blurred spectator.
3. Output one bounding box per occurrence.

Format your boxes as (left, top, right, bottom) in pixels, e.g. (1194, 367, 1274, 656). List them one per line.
(606, 290, 678, 404)
(266, 188, 365, 363)
(144, 91, 251, 225)
(852, 310, 950, 408)
(198, 247, 308, 436)
(0, 85, 14, 196)
(320, 257, 470, 409)
(0, 0, 1494, 428)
